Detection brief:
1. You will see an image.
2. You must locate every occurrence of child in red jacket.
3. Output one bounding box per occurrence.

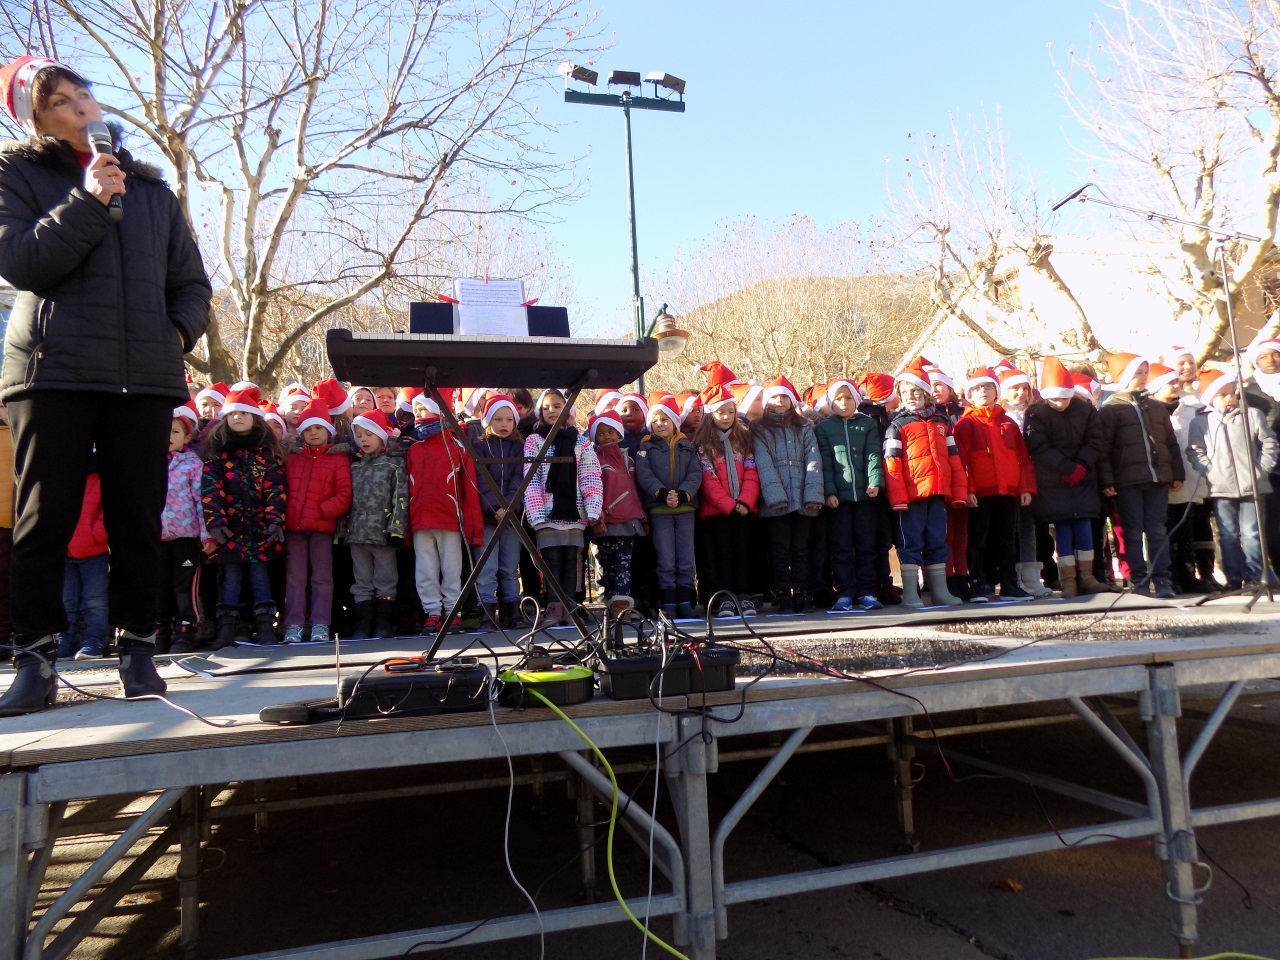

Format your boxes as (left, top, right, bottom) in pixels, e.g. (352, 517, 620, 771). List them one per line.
(954, 367, 1036, 600)
(883, 359, 969, 608)
(57, 465, 110, 659)
(694, 384, 761, 617)
(283, 400, 352, 642)
(406, 389, 483, 634)
(589, 411, 647, 617)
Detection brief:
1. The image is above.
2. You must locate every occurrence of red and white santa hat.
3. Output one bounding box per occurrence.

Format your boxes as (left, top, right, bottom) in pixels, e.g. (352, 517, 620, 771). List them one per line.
(296, 398, 336, 436)
(1161, 345, 1194, 366)
(278, 381, 310, 408)
(924, 361, 955, 393)
(992, 357, 1017, 374)
(352, 409, 397, 444)
(588, 411, 625, 442)
(699, 360, 740, 391)
(230, 380, 258, 393)
(1198, 367, 1237, 406)
(173, 400, 200, 433)
(1104, 352, 1148, 388)
(895, 357, 932, 394)
(1247, 338, 1280, 368)
(0, 56, 64, 134)
(195, 381, 230, 409)
(1038, 356, 1075, 401)
(221, 386, 263, 417)
(411, 386, 454, 418)
(760, 374, 800, 408)
(592, 389, 624, 416)
(617, 391, 650, 418)
(312, 378, 353, 416)
(678, 391, 701, 418)
(964, 366, 1000, 394)
(646, 394, 684, 428)
(1147, 363, 1179, 394)
(858, 372, 895, 403)
(696, 383, 730, 413)
(1071, 372, 1099, 402)
(258, 400, 286, 434)
(397, 387, 417, 414)
(458, 387, 493, 418)
(825, 379, 860, 406)
(480, 393, 519, 430)
(729, 381, 762, 413)
(997, 365, 1031, 392)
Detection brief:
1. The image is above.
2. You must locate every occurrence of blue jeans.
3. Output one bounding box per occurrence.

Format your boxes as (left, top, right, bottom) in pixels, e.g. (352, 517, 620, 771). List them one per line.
(60, 552, 109, 648)
(220, 561, 274, 606)
(1212, 497, 1262, 583)
(650, 511, 696, 591)
(1114, 483, 1170, 583)
(475, 522, 522, 604)
(1053, 517, 1093, 557)
(895, 496, 949, 567)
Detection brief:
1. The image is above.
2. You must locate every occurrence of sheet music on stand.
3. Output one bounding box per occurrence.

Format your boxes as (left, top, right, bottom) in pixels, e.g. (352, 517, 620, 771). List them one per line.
(454, 278, 528, 337)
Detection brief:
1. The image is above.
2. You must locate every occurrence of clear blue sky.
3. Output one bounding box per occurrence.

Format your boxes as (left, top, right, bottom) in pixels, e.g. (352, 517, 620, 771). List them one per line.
(542, 0, 1107, 338)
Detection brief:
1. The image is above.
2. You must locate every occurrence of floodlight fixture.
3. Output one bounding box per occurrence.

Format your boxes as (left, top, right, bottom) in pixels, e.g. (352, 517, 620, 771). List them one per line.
(607, 70, 642, 88)
(645, 72, 685, 96)
(556, 62, 598, 87)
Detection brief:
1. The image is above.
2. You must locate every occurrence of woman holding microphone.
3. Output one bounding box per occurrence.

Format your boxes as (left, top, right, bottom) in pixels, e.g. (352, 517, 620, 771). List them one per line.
(0, 56, 212, 715)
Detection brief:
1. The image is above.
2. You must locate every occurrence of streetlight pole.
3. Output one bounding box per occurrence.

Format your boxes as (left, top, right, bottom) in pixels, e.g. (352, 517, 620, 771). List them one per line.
(563, 77, 685, 390)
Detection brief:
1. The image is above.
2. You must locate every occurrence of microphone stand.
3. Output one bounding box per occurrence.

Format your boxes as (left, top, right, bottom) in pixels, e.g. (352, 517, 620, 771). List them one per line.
(1065, 193, 1274, 610)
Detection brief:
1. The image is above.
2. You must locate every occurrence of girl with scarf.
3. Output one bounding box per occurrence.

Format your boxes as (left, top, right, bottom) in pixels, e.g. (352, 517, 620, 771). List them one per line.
(522, 389, 602, 626)
(635, 395, 703, 619)
(694, 385, 761, 617)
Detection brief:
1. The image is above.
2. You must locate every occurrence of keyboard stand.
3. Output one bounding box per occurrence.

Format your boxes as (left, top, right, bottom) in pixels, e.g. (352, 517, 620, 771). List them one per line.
(421, 365, 598, 661)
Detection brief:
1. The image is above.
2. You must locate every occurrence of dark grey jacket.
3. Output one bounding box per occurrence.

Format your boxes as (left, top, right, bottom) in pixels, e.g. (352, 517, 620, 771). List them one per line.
(0, 133, 211, 401)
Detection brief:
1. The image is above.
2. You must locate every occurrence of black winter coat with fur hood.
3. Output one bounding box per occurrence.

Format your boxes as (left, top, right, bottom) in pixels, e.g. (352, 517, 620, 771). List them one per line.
(0, 131, 211, 401)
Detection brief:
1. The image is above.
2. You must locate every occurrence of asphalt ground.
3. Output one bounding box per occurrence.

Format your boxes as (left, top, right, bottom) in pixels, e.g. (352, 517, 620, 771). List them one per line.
(30, 686, 1280, 960)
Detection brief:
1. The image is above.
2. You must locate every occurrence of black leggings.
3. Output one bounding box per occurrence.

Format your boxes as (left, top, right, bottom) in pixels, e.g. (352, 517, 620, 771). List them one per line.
(765, 513, 812, 595)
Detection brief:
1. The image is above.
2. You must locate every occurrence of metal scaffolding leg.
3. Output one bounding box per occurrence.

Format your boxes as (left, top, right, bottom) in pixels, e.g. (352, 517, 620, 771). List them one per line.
(574, 757, 597, 900)
(888, 717, 920, 851)
(1144, 665, 1207, 957)
(178, 788, 202, 957)
(0, 775, 29, 960)
(665, 716, 717, 960)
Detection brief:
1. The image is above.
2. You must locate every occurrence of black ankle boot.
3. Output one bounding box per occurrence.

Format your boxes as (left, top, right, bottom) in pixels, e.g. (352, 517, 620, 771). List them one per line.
(213, 604, 239, 650)
(118, 630, 167, 698)
(480, 602, 501, 630)
(253, 603, 279, 645)
(500, 600, 520, 630)
(155, 619, 174, 655)
(348, 600, 375, 640)
(660, 588, 678, 619)
(373, 597, 396, 638)
(0, 634, 58, 716)
(170, 621, 199, 654)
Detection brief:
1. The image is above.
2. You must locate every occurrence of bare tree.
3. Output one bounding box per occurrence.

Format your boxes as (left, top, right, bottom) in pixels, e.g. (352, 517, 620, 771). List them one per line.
(650, 216, 929, 393)
(884, 113, 1103, 363)
(4, 0, 597, 391)
(1061, 0, 1280, 359)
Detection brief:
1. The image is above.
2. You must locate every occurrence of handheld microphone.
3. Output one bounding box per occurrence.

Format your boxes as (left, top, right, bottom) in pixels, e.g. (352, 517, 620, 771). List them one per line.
(1050, 184, 1091, 212)
(85, 120, 123, 222)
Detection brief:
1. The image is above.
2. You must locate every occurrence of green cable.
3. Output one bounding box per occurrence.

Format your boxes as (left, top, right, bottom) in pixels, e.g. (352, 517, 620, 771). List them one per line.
(1091, 954, 1276, 960)
(526, 687, 692, 960)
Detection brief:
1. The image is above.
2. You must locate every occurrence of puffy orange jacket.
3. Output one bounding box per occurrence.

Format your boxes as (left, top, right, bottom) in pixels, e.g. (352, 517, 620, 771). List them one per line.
(954, 405, 1036, 499)
(884, 409, 968, 509)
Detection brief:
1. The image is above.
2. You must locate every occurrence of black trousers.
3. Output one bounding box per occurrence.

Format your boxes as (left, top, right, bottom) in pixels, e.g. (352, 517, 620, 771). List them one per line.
(8, 391, 172, 638)
(828, 501, 879, 598)
(765, 512, 812, 595)
(158, 537, 202, 625)
(701, 512, 752, 597)
(968, 494, 1018, 587)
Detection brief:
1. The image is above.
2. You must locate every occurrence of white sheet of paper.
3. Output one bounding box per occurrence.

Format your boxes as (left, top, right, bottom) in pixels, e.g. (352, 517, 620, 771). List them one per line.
(454, 278, 528, 337)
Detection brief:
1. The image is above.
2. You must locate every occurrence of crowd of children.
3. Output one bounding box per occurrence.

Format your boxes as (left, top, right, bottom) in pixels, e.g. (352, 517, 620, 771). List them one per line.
(32, 338, 1280, 657)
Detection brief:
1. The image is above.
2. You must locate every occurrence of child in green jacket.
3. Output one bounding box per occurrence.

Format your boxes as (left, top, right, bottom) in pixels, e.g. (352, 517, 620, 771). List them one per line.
(815, 380, 885, 611)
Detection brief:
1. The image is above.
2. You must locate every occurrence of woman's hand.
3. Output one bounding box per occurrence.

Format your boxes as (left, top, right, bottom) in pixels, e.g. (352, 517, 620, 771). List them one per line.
(85, 153, 125, 206)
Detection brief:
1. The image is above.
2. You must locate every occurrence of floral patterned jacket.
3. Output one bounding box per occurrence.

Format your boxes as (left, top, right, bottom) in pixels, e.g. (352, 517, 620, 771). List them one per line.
(201, 441, 287, 563)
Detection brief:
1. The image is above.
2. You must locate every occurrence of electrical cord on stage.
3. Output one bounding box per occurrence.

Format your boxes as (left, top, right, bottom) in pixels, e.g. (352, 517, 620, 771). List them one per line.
(1195, 837, 1280, 920)
(526, 686, 692, 960)
(642, 632, 669, 959)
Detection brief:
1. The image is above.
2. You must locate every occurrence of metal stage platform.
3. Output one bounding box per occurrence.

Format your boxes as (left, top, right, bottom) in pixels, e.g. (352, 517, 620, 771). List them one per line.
(3, 594, 1280, 959)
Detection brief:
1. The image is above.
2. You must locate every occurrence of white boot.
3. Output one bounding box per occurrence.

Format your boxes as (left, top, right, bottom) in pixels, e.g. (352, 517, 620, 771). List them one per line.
(1018, 561, 1054, 598)
(899, 564, 924, 609)
(924, 563, 963, 605)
